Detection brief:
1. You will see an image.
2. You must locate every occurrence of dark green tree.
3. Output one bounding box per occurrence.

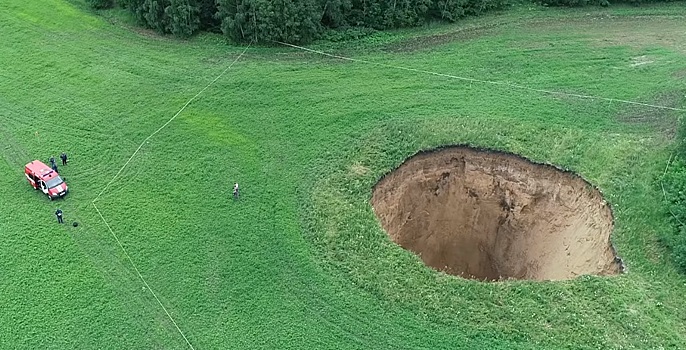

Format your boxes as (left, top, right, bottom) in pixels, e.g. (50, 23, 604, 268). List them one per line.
(464, 0, 507, 16)
(142, 0, 170, 33)
(430, 0, 467, 21)
(198, 0, 221, 32)
(217, 0, 258, 42)
(119, 0, 149, 26)
(165, 0, 201, 37)
(217, 0, 320, 43)
(319, 0, 354, 27)
(381, 0, 433, 28)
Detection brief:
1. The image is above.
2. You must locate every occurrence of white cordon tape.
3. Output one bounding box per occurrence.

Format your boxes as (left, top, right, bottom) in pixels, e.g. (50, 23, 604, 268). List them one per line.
(93, 202, 196, 349)
(92, 42, 252, 350)
(94, 43, 252, 202)
(273, 40, 686, 113)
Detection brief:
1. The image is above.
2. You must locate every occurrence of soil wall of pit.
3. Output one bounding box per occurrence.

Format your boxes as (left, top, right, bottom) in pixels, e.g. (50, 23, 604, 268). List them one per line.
(371, 146, 622, 281)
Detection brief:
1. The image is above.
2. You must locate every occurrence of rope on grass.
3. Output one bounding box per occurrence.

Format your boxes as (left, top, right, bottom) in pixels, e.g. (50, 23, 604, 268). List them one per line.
(91, 42, 252, 350)
(93, 202, 196, 350)
(93, 42, 252, 203)
(273, 41, 686, 113)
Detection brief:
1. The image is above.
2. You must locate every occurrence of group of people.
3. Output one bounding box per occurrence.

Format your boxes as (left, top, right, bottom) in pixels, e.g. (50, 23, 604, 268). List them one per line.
(52, 152, 68, 224)
(49, 152, 68, 172)
(53, 156, 242, 225)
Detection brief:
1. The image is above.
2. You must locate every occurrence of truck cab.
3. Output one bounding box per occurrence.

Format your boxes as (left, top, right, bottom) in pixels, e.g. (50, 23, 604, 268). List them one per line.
(25, 160, 68, 200)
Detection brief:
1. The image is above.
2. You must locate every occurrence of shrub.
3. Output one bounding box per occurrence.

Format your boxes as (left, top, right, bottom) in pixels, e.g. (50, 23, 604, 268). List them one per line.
(320, 26, 377, 42)
(87, 0, 114, 9)
(661, 120, 686, 273)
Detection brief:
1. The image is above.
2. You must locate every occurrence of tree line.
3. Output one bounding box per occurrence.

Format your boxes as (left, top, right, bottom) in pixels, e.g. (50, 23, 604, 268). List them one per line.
(87, 0, 677, 43)
(87, 0, 509, 43)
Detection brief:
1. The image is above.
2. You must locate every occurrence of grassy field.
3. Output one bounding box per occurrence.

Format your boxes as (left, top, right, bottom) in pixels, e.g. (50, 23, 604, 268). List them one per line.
(1, 0, 686, 348)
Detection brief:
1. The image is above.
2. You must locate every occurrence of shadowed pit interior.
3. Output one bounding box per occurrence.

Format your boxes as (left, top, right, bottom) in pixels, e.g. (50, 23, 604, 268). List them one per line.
(371, 147, 622, 281)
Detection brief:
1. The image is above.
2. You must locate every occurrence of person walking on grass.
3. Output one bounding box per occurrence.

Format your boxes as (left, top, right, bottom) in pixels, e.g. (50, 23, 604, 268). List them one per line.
(60, 152, 68, 166)
(49, 156, 56, 168)
(55, 209, 63, 224)
(233, 183, 240, 200)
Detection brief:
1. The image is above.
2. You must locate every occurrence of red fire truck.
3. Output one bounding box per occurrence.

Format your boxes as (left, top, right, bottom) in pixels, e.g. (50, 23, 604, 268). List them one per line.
(25, 160, 68, 200)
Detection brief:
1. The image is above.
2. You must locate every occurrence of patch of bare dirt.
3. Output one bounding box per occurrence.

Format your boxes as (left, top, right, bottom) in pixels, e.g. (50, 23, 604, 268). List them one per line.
(350, 163, 370, 176)
(673, 69, 686, 79)
(371, 146, 622, 281)
(384, 23, 502, 53)
(579, 17, 686, 53)
(617, 91, 683, 139)
(630, 55, 655, 67)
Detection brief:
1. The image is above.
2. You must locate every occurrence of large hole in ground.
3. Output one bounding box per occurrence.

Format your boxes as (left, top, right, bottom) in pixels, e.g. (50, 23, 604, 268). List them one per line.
(371, 146, 622, 281)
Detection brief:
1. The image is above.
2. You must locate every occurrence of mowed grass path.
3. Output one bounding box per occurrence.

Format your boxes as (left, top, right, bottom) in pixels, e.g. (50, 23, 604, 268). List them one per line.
(1, 0, 686, 348)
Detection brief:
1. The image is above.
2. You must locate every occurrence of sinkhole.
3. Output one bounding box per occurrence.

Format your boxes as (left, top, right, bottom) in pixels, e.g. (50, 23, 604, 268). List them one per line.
(371, 146, 622, 281)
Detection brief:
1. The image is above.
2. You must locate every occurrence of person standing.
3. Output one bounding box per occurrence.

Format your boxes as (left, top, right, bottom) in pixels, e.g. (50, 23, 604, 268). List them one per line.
(55, 209, 63, 224)
(60, 152, 68, 166)
(49, 156, 56, 168)
(233, 183, 240, 200)
(51, 163, 58, 173)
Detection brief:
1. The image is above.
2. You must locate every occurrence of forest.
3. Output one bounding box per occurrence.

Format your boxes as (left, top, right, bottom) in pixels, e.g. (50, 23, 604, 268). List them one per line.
(88, 0, 517, 42)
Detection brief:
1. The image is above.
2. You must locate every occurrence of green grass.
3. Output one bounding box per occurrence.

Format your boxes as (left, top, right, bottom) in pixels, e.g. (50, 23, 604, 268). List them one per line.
(1, 0, 686, 348)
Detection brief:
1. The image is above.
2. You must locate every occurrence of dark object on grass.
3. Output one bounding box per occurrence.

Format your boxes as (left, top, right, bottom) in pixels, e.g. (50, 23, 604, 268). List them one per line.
(60, 152, 68, 166)
(72, 221, 79, 227)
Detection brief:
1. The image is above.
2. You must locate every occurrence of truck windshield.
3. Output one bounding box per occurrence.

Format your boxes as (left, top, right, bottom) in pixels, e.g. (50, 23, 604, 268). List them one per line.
(46, 176, 64, 189)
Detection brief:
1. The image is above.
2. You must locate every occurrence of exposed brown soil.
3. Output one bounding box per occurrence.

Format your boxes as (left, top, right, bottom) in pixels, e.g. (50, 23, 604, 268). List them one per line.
(383, 24, 501, 53)
(617, 91, 682, 140)
(371, 146, 622, 281)
(384, 15, 686, 53)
